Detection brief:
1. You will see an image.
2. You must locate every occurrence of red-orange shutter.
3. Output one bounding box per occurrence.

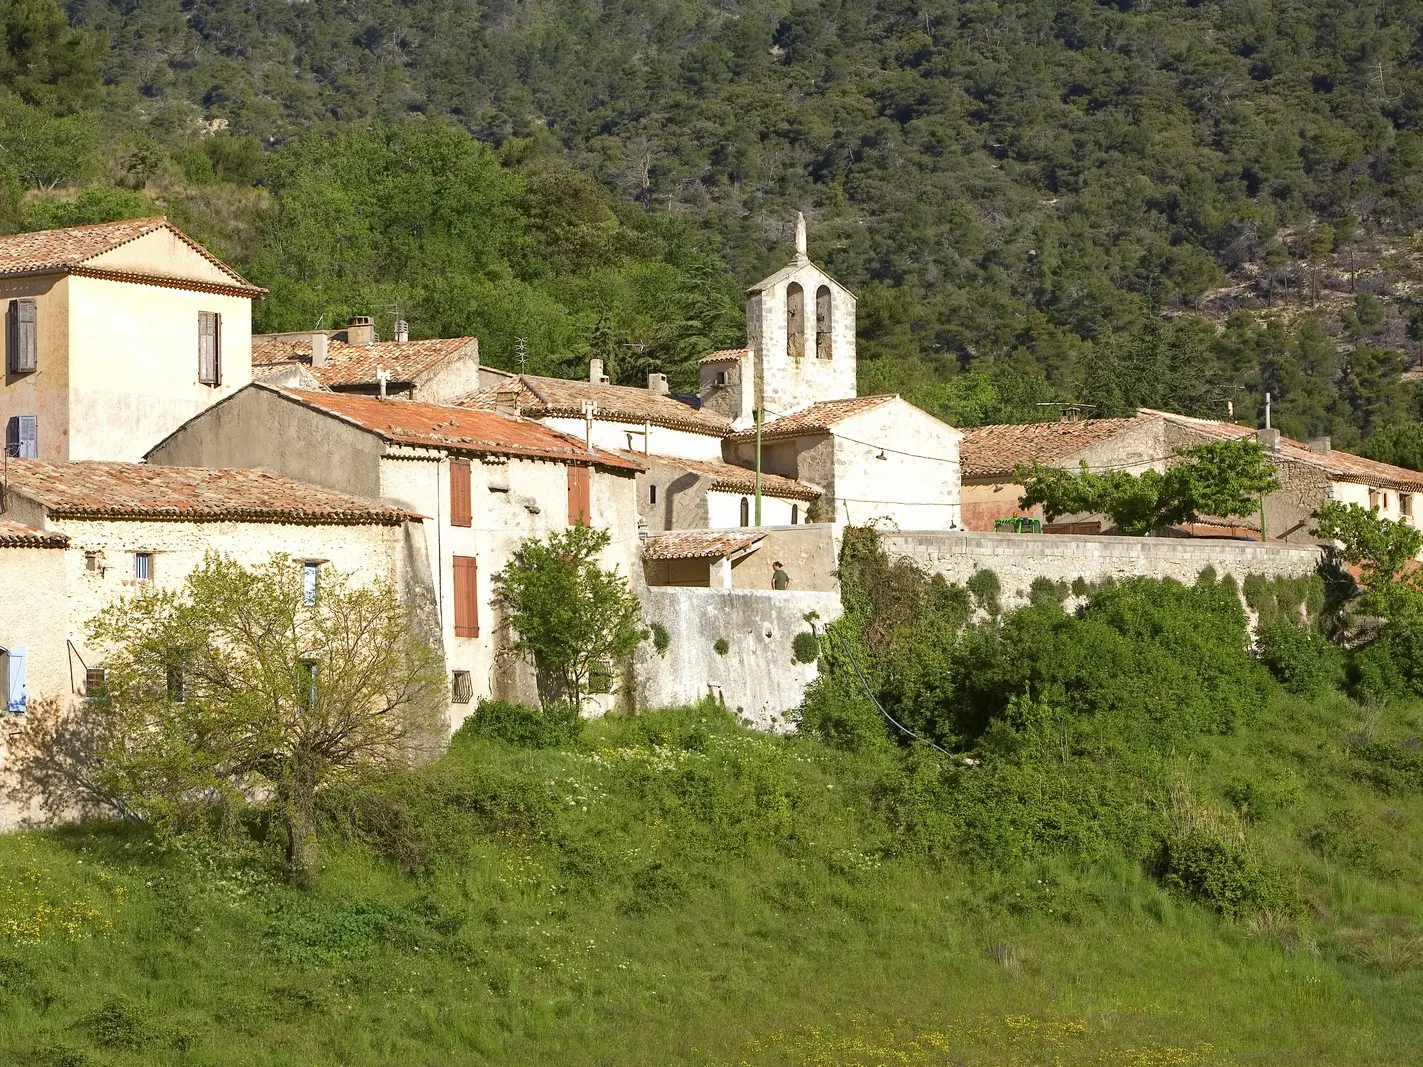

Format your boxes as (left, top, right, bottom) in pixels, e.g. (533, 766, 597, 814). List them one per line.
(450, 458, 472, 527)
(567, 465, 590, 526)
(453, 555, 479, 637)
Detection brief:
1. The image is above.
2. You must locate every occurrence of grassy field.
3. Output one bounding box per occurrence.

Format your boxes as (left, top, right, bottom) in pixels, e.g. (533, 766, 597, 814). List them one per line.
(2, 690, 1422, 1067)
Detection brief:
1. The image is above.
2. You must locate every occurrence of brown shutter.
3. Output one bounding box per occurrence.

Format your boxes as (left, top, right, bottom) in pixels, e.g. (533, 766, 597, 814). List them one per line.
(567, 465, 591, 526)
(453, 555, 479, 637)
(449, 458, 472, 527)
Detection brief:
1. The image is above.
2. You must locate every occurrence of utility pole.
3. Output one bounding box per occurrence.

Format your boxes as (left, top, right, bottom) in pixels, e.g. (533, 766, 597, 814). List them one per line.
(754, 407, 763, 526)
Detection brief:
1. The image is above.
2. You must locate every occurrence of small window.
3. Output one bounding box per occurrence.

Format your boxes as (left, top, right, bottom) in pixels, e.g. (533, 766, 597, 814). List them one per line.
(298, 659, 318, 710)
(713, 370, 728, 387)
(198, 311, 221, 385)
(303, 561, 320, 605)
(134, 552, 153, 582)
(588, 660, 614, 695)
(166, 657, 185, 703)
(84, 667, 108, 701)
(7, 298, 36, 374)
(739, 496, 750, 527)
(649, 483, 658, 505)
(791, 504, 799, 525)
(5, 415, 37, 458)
(2, 645, 26, 714)
(451, 670, 474, 704)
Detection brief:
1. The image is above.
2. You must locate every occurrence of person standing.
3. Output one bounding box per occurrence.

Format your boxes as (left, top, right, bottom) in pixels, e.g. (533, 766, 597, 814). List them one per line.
(771, 561, 790, 590)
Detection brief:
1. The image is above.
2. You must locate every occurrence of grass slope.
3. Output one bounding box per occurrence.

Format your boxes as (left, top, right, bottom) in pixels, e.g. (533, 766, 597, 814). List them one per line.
(1, 696, 1421, 1066)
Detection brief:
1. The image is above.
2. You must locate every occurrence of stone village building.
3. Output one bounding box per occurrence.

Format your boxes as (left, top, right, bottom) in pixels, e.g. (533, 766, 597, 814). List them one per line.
(145, 383, 643, 713)
(0, 460, 423, 826)
(0, 217, 263, 462)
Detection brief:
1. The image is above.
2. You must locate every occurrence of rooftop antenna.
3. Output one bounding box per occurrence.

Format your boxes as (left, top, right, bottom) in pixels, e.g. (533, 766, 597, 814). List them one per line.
(515, 336, 528, 375)
(582, 400, 598, 453)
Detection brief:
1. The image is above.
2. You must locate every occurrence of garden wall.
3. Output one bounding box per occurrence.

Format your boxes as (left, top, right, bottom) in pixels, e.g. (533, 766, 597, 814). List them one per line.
(634, 588, 843, 730)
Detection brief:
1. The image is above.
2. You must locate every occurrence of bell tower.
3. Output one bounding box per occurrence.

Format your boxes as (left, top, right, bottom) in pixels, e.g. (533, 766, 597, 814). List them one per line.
(745, 213, 857, 418)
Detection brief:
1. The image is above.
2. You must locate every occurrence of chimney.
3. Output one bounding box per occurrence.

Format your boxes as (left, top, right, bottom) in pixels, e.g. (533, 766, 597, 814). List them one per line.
(346, 315, 375, 345)
(310, 332, 328, 368)
(395, 319, 409, 343)
(647, 372, 669, 395)
(1308, 435, 1331, 456)
(1258, 427, 1281, 453)
(494, 381, 522, 418)
(589, 357, 609, 385)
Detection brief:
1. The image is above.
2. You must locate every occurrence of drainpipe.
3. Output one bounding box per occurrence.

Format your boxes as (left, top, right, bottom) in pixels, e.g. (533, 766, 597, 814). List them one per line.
(754, 407, 762, 526)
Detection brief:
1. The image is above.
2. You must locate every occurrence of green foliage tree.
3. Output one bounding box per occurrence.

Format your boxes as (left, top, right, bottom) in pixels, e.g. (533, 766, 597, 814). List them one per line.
(1362, 423, 1423, 473)
(1313, 501, 1423, 591)
(1017, 439, 1279, 535)
(494, 524, 644, 707)
(70, 554, 444, 884)
(0, 0, 101, 113)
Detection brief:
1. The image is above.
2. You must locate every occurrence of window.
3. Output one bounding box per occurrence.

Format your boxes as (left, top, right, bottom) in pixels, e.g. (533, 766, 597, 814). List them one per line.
(567, 465, 591, 526)
(450, 458, 472, 527)
(815, 285, 832, 359)
(298, 659, 318, 710)
(84, 667, 108, 701)
(740, 496, 750, 527)
(1403, 494, 1415, 521)
(303, 561, 320, 605)
(198, 311, 222, 386)
(588, 660, 614, 695)
(166, 656, 185, 703)
(791, 504, 799, 525)
(134, 552, 153, 582)
(5, 415, 36, 458)
(649, 483, 658, 505)
(2, 646, 25, 714)
(786, 282, 805, 359)
(7, 298, 36, 374)
(453, 555, 479, 637)
(713, 370, 728, 387)
(451, 670, 474, 704)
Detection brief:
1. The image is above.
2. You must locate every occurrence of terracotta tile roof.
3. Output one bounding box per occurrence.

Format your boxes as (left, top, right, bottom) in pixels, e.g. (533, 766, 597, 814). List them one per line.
(959, 417, 1154, 477)
(2, 460, 410, 525)
(699, 347, 752, 364)
(625, 452, 821, 501)
(252, 336, 477, 388)
(276, 388, 644, 473)
(725, 395, 897, 442)
(643, 529, 765, 560)
(1147, 410, 1423, 494)
(0, 518, 67, 547)
(0, 216, 261, 292)
(461, 375, 730, 435)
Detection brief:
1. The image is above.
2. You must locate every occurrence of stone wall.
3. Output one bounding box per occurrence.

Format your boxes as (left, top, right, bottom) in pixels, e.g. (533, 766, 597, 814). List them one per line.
(881, 530, 1323, 605)
(634, 587, 842, 730)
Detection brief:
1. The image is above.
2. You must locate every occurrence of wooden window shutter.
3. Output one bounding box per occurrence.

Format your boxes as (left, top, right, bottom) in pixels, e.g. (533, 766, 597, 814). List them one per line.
(453, 555, 479, 637)
(450, 458, 472, 527)
(567, 465, 591, 526)
(15, 299, 35, 373)
(6, 415, 36, 459)
(198, 311, 221, 385)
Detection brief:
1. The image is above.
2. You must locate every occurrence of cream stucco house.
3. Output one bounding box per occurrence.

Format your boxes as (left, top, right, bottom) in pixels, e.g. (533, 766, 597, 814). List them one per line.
(145, 383, 644, 718)
(0, 217, 263, 462)
(0, 460, 426, 826)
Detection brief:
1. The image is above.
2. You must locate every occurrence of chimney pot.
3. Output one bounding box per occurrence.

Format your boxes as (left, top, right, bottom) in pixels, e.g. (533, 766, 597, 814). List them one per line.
(589, 357, 608, 385)
(395, 319, 409, 343)
(494, 382, 522, 418)
(1258, 427, 1282, 453)
(347, 315, 375, 346)
(647, 372, 669, 395)
(1308, 435, 1332, 455)
(310, 332, 328, 368)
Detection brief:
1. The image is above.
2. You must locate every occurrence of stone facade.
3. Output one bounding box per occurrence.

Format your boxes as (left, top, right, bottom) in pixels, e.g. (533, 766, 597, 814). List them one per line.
(746, 258, 857, 421)
(880, 530, 1323, 607)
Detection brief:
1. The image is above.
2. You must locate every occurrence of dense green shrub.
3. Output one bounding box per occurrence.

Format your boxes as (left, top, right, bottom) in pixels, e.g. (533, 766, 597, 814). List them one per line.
(1255, 620, 1343, 695)
(649, 622, 670, 656)
(453, 699, 583, 749)
(1028, 576, 1068, 606)
(791, 631, 820, 664)
(713, 638, 729, 656)
(1243, 574, 1326, 625)
(966, 569, 1001, 614)
(797, 670, 889, 753)
(1352, 615, 1423, 700)
(1153, 831, 1302, 918)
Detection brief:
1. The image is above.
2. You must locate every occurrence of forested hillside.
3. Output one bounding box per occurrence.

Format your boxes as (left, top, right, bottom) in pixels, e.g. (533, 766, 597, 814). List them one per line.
(6, 0, 1423, 448)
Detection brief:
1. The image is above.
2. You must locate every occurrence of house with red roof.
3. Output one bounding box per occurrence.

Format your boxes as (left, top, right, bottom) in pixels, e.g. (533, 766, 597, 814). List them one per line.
(0, 217, 264, 463)
(146, 382, 643, 716)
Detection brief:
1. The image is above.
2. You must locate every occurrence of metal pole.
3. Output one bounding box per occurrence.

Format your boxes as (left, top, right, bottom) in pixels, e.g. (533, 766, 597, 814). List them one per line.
(754, 407, 763, 526)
